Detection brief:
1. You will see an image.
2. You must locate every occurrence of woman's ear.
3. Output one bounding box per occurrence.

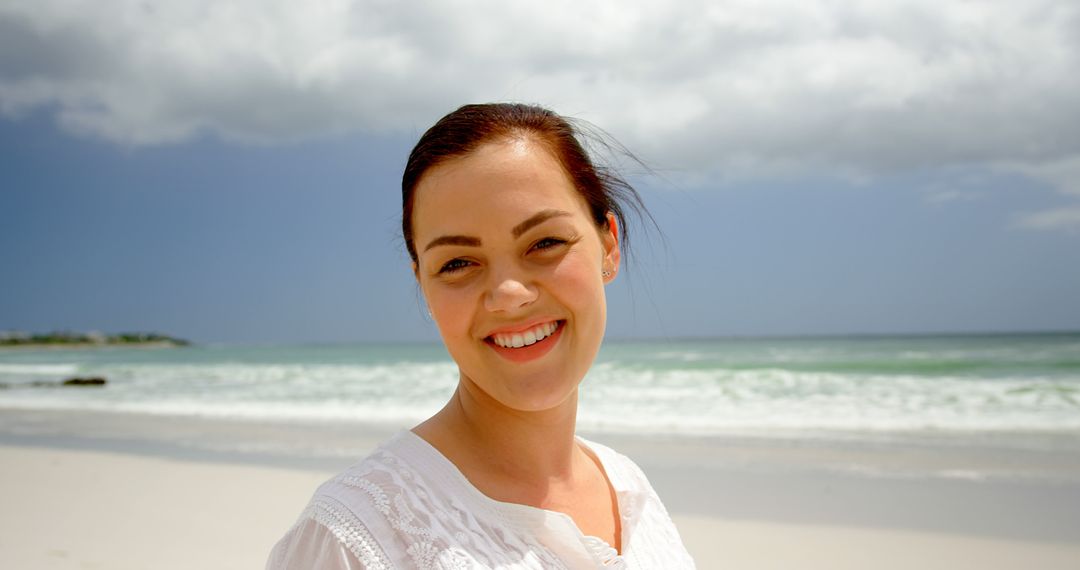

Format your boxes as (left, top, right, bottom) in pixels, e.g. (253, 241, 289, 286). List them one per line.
(601, 211, 621, 283)
(412, 262, 435, 319)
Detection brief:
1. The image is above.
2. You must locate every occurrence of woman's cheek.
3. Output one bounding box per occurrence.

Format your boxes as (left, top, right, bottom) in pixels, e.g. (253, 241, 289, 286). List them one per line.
(429, 286, 470, 334)
(550, 254, 605, 303)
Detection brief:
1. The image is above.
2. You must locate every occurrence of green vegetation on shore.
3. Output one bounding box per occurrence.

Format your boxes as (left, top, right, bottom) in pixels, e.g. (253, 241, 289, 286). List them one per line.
(0, 331, 190, 347)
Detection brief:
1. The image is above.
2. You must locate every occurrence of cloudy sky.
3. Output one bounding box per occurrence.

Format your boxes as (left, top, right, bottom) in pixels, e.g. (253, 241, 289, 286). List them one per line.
(2, 0, 1078, 343)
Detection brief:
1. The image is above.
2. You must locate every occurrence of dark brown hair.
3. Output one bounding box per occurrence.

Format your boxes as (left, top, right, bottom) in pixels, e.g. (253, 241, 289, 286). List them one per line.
(401, 103, 649, 264)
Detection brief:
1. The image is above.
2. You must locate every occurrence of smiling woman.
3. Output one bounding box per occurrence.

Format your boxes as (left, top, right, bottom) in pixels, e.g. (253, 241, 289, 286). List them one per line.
(267, 103, 695, 569)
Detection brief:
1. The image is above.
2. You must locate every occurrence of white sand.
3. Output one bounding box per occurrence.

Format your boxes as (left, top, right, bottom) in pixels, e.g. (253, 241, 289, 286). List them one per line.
(2, 444, 1079, 569)
(678, 516, 1080, 570)
(0, 445, 325, 570)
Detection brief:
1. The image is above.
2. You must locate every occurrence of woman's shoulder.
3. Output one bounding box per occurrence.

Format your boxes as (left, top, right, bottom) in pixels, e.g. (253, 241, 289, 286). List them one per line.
(313, 431, 421, 509)
(576, 436, 697, 568)
(267, 431, 441, 569)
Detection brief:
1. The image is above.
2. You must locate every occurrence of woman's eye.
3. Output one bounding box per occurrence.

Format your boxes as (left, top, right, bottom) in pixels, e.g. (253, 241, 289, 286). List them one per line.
(532, 237, 567, 251)
(438, 259, 472, 274)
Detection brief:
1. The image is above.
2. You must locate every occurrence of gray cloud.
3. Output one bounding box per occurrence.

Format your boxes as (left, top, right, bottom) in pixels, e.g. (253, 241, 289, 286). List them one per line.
(1014, 206, 1080, 232)
(3, 0, 1080, 224)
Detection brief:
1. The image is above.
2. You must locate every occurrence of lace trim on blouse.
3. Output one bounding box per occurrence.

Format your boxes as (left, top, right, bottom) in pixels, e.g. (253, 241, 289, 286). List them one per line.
(582, 535, 625, 568)
(307, 497, 392, 569)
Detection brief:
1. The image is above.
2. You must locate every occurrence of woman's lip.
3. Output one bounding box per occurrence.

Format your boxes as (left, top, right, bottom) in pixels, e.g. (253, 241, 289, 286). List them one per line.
(483, 318, 563, 338)
(486, 320, 564, 362)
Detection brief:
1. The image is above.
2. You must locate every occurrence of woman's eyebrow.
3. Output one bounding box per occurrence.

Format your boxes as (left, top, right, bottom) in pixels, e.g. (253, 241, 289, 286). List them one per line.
(512, 209, 571, 238)
(424, 235, 481, 252)
(423, 210, 571, 252)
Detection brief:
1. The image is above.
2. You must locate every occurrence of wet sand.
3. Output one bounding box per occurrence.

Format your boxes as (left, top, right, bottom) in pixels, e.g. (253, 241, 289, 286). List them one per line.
(2, 409, 1080, 569)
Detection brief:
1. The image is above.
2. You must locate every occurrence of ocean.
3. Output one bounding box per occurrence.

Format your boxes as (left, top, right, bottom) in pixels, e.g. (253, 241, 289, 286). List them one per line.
(2, 333, 1078, 440)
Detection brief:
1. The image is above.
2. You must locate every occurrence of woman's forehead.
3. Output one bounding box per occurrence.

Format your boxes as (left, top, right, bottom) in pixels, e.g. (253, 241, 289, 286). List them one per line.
(422, 138, 564, 188)
(411, 141, 590, 236)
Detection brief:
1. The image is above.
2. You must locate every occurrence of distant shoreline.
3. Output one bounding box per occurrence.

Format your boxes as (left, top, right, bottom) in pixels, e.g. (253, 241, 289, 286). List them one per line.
(0, 341, 187, 351)
(0, 331, 190, 350)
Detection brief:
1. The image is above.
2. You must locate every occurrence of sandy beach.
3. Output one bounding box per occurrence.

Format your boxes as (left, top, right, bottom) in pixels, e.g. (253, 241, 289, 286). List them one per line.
(2, 409, 1080, 569)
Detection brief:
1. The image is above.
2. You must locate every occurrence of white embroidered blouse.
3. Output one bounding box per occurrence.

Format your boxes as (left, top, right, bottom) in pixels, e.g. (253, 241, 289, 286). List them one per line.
(267, 431, 696, 569)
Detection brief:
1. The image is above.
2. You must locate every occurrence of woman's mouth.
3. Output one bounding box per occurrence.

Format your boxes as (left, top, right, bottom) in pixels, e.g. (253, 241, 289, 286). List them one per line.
(489, 320, 560, 348)
(485, 320, 565, 362)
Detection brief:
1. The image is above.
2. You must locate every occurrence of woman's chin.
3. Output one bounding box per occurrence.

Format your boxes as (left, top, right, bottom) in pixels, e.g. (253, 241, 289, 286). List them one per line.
(474, 379, 580, 415)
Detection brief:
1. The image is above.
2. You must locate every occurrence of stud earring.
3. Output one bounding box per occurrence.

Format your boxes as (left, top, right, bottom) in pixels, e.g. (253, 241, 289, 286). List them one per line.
(601, 270, 612, 278)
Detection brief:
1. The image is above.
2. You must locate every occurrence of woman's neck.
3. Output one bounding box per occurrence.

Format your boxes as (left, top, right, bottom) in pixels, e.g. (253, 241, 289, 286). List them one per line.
(412, 375, 623, 552)
(412, 378, 585, 492)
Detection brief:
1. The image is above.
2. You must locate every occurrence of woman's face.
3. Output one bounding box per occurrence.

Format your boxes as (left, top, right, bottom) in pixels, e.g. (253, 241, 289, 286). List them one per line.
(411, 137, 620, 413)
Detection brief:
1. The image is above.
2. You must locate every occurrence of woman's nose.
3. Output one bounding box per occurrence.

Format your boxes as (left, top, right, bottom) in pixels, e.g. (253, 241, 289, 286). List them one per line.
(484, 270, 538, 313)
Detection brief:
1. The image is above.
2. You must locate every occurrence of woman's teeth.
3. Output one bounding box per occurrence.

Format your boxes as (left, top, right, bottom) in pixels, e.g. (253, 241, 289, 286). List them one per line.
(492, 321, 559, 348)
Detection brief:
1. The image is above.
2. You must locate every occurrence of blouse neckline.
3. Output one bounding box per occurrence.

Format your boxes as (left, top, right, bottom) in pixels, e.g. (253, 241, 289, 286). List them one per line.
(392, 429, 629, 561)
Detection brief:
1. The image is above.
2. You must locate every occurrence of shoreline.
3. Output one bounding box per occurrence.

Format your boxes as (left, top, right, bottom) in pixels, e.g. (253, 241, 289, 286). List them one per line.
(3, 408, 1080, 542)
(3, 406, 1080, 568)
(3, 440, 1080, 569)
(3, 407, 1079, 478)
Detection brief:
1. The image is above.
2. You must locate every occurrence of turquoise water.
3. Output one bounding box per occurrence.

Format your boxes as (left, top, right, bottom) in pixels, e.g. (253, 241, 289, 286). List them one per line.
(1, 333, 1078, 436)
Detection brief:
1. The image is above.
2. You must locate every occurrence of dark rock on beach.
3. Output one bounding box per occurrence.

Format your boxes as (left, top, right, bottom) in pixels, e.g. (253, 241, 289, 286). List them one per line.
(0, 377, 108, 389)
(62, 377, 107, 387)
